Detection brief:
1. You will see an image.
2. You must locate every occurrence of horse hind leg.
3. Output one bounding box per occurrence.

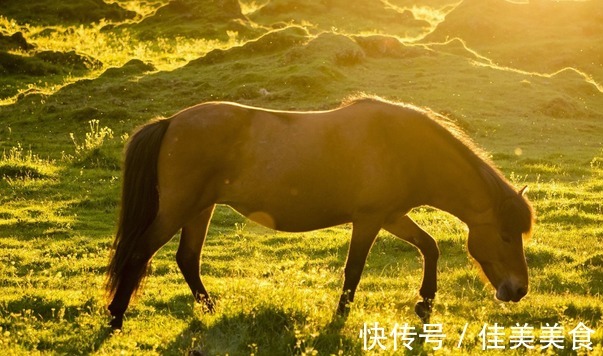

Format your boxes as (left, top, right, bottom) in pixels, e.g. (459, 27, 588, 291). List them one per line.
(383, 214, 439, 323)
(108, 215, 181, 330)
(176, 204, 216, 312)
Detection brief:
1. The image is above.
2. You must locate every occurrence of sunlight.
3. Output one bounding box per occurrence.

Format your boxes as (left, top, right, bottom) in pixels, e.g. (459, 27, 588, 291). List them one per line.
(407, 5, 449, 29)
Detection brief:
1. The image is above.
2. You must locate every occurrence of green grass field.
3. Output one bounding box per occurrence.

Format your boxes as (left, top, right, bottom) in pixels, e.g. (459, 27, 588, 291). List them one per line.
(1, 0, 602, 354)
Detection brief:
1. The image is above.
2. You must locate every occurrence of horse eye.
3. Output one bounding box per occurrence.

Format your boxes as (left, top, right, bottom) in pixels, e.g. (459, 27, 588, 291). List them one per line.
(501, 230, 521, 243)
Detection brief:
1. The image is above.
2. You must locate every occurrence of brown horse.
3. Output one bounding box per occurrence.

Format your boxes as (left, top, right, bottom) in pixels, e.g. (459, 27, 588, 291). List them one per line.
(106, 98, 534, 329)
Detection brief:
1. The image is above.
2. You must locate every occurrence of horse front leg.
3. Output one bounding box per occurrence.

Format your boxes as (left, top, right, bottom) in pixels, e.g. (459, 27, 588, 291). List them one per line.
(383, 214, 439, 323)
(336, 217, 382, 316)
(177, 205, 216, 313)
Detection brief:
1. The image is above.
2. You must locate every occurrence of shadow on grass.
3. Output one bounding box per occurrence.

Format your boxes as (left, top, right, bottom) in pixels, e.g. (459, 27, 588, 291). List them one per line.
(49, 326, 113, 355)
(0, 220, 73, 240)
(157, 305, 362, 355)
(3, 294, 97, 322)
(1, 294, 113, 354)
(144, 293, 194, 321)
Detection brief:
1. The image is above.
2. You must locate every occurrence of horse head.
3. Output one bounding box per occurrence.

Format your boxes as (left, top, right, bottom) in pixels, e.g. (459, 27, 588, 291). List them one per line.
(467, 186, 534, 302)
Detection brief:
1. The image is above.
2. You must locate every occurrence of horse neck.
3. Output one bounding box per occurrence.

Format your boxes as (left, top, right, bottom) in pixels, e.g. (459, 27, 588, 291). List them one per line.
(419, 148, 500, 227)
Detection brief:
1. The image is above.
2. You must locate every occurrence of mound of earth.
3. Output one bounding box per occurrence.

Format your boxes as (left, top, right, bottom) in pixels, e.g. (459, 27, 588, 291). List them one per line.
(250, 0, 431, 37)
(290, 32, 365, 66)
(0, 32, 35, 51)
(190, 28, 435, 68)
(0, 163, 50, 180)
(423, 0, 603, 81)
(354, 35, 431, 58)
(0, 50, 101, 99)
(36, 51, 102, 70)
(100, 59, 156, 78)
(0, 0, 136, 26)
(184, 30, 364, 102)
(126, 0, 262, 40)
(0, 51, 100, 76)
(188, 26, 310, 66)
(537, 96, 597, 119)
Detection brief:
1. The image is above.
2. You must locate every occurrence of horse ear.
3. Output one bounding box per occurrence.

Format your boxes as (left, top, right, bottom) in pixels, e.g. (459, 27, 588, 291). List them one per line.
(518, 185, 528, 196)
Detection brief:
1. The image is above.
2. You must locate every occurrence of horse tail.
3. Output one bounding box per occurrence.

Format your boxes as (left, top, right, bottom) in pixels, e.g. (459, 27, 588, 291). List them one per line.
(106, 118, 172, 299)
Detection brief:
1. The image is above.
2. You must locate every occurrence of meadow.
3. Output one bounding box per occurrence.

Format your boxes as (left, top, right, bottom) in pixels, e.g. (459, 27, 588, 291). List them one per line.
(0, 0, 602, 354)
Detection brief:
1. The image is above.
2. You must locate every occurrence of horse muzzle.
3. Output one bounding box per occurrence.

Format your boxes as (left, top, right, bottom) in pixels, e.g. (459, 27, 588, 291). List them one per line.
(495, 281, 528, 302)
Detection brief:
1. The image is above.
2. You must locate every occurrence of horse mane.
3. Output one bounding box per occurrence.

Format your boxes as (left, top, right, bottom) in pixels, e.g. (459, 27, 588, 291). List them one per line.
(427, 109, 534, 235)
(345, 95, 534, 236)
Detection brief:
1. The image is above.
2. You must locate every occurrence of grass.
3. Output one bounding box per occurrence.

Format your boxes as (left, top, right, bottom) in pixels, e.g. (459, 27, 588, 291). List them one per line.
(1, 0, 602, 354)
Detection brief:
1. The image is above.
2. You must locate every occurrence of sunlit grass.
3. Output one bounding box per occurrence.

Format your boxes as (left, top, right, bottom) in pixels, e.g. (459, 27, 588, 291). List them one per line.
(239, 0, 270, 15)
(0, 144, 58, 181)
(28, 25, 240, 70)
(110, 0, 169, 20)
(382, 0, 454, 40)
(0, 15, 246, 105)
(0, 147, 601, 353)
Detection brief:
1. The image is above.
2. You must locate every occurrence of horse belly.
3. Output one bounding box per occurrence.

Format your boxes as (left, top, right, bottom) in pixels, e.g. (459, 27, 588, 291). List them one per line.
(241, 209, 349, 232)
(220, 186, 353, 232)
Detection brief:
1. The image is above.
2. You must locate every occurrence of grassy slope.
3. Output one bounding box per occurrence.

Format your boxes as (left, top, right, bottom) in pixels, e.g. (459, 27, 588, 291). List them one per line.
(424, 0, 603, 82)
(0, 0, 602, 354)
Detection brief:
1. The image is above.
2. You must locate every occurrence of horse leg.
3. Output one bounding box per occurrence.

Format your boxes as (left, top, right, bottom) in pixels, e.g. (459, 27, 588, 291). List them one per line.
(176, 205, 215, 312)
(108, 216, 180, 330)
(383, 214, 439, 323)
(336, 218, 382, 316)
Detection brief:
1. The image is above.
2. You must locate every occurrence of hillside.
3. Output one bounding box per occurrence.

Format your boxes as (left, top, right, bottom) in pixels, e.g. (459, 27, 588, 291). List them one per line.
(424, 0, 603, 82)
(1, 0, 601, 157)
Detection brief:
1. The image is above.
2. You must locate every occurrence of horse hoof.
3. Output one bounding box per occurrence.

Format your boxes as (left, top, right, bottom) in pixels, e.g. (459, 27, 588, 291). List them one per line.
(109, 316, 123, 330)
(199, 297, 215, 314)
(335, 299, 352, 318)
(336, 306, 350, 318)
(414, 300, 432, 323)
(203, 303, 215, 314)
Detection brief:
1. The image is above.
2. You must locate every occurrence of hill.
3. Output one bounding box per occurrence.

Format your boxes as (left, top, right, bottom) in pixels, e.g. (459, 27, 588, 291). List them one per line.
(423, 0, 603, 82)
(249, 0, 432, 38)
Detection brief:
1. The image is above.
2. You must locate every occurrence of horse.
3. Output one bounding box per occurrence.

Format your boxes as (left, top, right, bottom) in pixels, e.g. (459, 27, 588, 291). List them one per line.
(105, 97, 534, 330)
